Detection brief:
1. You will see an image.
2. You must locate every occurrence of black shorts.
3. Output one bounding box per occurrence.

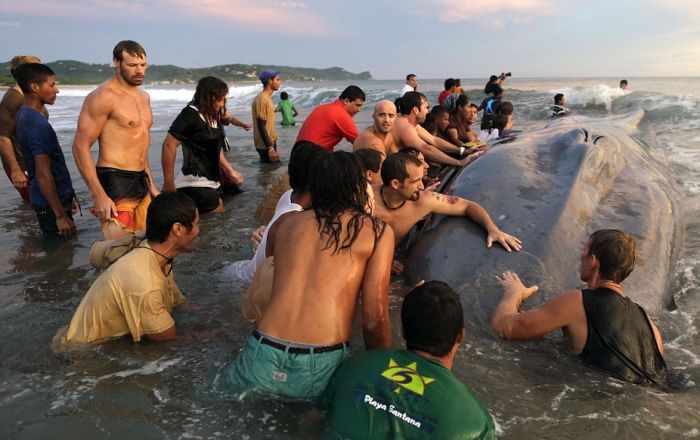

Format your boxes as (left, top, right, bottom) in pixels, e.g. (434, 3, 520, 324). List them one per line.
(177, 186, 222, 214)
(32, 199, 73, 236)
(96, 167, 149, 201)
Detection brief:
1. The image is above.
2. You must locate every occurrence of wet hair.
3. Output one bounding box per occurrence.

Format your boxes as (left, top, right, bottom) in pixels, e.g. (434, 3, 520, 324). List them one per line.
(587, 229, 636, 283)
(554, 93, 564, 105)
(190, 76, 228, 121)
(289, 141, 328, 192)
(400, 91, 426, 116)
(355, 148, 384, 174)
(402, 281, 464, 357)
(339, 85, 366, 102)
(430, 105, 448, 118)
(406, 74, 417, 81)
(10, 55, 41, 80)
(113, 40, 146, 62)
(310, 152, 385, 254)
(443, 78, 456, 90)
(15, 63, 55, 95)
(381, 152, 422, 185)
(620, 79, 628, 87)
(454, 94, 470, 111)
(401, 147, 423, 160)
(493, 86, 504, 98)
(280, 91, 289, 100)
(497, 101, 514, 116)
(492, 114, 509, 132)
(146, 192, 198, 243)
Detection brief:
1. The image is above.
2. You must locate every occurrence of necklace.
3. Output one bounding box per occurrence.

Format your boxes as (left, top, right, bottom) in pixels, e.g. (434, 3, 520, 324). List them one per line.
(380, 185, 406, 211)
(136, 245, 174, 276)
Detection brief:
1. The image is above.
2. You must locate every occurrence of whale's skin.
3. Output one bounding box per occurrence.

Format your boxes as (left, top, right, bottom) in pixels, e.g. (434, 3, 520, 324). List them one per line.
(405, 111, 681, 313)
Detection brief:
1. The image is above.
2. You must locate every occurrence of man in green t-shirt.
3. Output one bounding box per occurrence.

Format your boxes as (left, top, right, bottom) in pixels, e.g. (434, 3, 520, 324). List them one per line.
(320, 281, 495, 439)
(277, 91, 299, 126)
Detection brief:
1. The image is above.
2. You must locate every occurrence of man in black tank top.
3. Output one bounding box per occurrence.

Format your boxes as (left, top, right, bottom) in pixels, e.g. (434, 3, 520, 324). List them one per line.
(491, 229, 666, 385)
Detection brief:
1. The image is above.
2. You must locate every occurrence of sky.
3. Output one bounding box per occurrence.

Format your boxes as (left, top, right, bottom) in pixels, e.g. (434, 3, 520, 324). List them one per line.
(1, 0, 699, 79)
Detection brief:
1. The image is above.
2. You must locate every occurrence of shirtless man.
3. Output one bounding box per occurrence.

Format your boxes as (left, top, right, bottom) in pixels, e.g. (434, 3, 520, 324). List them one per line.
(374, 152, 521, 250)
(491, 229, 666, 384)
(352, 100, 398, 156)
(224, 151, 394, 399)
(73, 40, 158, 239)
(392, 92, 475, 167)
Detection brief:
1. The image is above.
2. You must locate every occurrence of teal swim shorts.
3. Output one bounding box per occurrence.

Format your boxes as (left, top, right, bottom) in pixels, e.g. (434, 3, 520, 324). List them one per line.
(224, 331, 351, 399)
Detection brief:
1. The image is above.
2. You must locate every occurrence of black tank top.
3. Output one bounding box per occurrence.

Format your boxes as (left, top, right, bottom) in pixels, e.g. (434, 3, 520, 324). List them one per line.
(581, 288, 666, 384)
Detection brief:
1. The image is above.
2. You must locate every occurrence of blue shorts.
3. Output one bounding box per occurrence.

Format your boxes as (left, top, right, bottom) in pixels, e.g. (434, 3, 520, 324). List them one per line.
(223, 331, 351, 399)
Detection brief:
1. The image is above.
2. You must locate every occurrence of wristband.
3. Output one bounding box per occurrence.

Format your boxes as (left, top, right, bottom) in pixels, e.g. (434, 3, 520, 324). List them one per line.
(459, 146, 465, 156)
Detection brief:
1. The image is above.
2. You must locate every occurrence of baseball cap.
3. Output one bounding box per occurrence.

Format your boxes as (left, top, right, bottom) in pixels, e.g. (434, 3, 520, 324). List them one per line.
(259, 69, 280, 85)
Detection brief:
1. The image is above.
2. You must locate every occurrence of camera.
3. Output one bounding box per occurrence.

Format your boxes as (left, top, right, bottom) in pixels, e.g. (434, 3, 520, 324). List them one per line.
(505, 72, 512, 77)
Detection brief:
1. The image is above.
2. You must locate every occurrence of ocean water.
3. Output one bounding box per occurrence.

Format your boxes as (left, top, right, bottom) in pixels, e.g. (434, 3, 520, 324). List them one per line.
(0, 77, 698, 439)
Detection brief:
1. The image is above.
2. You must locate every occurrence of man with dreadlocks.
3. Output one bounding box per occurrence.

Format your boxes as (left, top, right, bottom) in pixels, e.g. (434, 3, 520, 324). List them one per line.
(224, 151, 394, 399)
(161, 76, 244, 214)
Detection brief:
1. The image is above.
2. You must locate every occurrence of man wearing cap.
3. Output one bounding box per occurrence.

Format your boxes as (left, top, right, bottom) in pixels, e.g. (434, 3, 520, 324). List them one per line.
(252, 69, 281, 163)
(52, 192, 199, 349)
(0, 55, 43, 202)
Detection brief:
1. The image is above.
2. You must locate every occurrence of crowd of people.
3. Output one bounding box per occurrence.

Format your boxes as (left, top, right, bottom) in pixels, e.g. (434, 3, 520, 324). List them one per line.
(0, 39, 664, 438)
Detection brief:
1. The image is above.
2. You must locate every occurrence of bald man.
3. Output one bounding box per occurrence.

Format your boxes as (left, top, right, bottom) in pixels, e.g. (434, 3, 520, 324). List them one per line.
(352, 100, 398, 156)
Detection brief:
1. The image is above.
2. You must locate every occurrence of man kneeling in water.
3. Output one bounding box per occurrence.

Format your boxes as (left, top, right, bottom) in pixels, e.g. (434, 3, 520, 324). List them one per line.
(491, 229, 667, 384)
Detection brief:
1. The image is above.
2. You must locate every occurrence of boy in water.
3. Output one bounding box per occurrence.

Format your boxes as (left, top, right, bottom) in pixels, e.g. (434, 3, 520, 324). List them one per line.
(277, 91, 299, 126)
(15, 63, 78, 238)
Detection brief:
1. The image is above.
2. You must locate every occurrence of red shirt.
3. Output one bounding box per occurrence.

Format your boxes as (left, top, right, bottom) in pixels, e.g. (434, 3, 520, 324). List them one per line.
(296, 100, 358, 151)
(438, 90, 452, 106)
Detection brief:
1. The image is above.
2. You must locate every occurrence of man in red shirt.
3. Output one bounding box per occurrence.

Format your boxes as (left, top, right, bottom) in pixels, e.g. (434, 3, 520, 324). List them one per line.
(296, 85, 364, 151)
(438, 78, 457, 107)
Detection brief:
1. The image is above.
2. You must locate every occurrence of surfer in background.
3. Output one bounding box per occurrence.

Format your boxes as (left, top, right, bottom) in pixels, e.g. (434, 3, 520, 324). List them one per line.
(491, 229, 667, 385)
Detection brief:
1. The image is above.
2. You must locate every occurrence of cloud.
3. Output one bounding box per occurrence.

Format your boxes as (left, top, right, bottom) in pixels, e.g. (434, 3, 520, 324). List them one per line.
(422, 0, 556, 24)
(0, 21, 21, 27)
(0, 0, 332, 36)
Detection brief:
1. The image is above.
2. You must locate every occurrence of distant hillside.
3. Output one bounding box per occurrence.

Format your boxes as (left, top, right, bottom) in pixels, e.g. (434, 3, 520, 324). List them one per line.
(0, 60, 372, 86)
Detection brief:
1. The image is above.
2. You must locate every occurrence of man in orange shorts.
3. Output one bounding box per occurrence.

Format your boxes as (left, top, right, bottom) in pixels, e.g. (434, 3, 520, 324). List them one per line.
(73, 40, 158, 239)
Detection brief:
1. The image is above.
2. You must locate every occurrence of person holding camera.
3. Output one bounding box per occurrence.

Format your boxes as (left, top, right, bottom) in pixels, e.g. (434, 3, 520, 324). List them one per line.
(484, 72, 510, 95)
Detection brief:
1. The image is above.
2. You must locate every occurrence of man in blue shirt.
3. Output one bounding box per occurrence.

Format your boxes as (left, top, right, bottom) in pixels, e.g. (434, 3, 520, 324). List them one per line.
(15, 63, 77, 237)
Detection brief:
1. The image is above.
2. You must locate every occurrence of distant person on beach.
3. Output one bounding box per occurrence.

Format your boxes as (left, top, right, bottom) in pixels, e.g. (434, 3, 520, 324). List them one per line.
(53, 192, 198, 347)
(296, 85, 365, 151)
(549, 93, 569, 118)
(400, 73, 418, 95)
(484, 72, 508, 95)
(442, 78, 463, 113)
(252, 69, 282, 163)
(321, 281, 496, 440)
(620, 79, 629, 91)
(0, 55, 43, 203)
(355, 148, 384, 185)
(492, 229, 667, 384)
(224, 152, 394, 399)
(73, 40, 159, 240)
(239, 142, 328, 318)
(14, 63, 78, 238)
(353, 99, 398, 156)
(391, 92, 474, 167)
(438, 78, 457, 107)
(373, 152, 520, 250)
(276, 91, 299, 126)
(161, 76, 244, 214)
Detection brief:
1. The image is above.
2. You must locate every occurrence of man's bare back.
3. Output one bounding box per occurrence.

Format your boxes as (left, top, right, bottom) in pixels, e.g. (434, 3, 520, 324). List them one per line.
(257, 209, 394, 347)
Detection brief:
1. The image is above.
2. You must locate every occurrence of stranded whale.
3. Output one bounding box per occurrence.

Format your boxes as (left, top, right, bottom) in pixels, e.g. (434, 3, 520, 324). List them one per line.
(406, 110, 681, 313)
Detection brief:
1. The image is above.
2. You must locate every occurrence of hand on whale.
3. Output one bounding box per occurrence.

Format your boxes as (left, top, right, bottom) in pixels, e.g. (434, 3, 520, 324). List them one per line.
(487, 228, 522, 252)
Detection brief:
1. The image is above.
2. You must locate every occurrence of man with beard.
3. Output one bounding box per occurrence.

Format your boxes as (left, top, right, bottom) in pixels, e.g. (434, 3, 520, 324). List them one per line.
(73, 40, 159, 239)
(391, 92, 474, 167)
(373, 152, 522, 249)
(353, 100, 398, 156)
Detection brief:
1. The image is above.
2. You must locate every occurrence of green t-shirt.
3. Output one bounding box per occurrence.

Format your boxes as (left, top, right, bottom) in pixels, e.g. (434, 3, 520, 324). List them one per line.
(278, 100, 297, 126)
(320, 349, 495, 440)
